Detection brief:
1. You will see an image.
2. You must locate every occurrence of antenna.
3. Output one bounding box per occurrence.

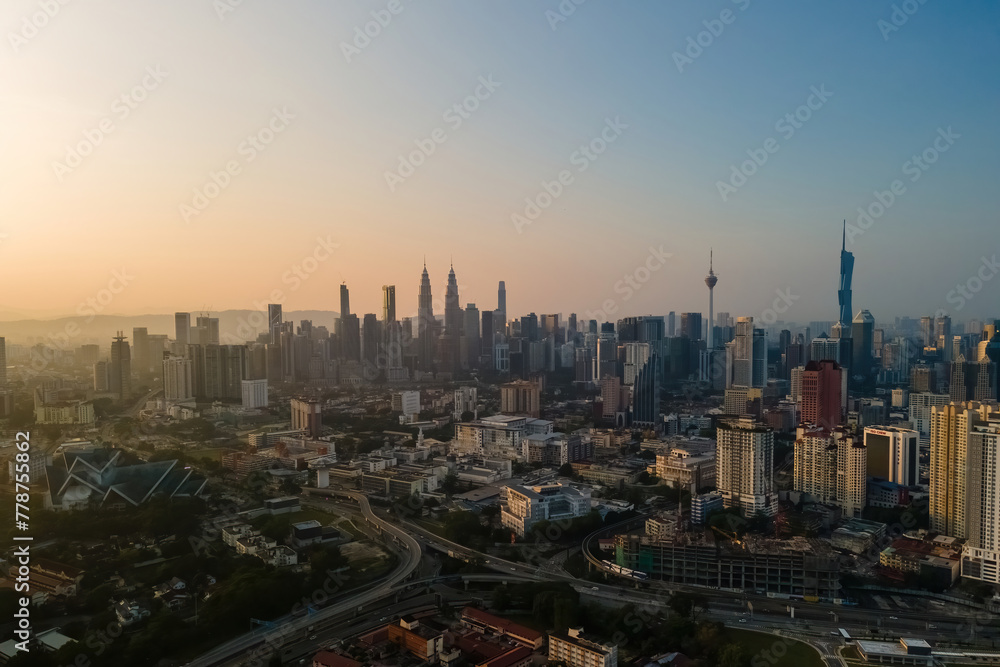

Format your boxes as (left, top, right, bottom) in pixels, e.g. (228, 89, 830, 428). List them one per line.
(842, 219, 846, 251)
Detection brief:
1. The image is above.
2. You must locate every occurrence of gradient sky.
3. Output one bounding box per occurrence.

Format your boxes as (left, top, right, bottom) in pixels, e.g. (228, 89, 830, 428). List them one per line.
(1, 0, 998, 325)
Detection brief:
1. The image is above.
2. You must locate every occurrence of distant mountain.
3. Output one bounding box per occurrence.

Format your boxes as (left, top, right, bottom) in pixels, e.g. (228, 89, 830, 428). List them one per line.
(0, 310, 341, 346)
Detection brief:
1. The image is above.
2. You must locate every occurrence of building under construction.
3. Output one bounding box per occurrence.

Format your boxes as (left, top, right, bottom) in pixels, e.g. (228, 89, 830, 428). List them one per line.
(613, 520, 842, 601)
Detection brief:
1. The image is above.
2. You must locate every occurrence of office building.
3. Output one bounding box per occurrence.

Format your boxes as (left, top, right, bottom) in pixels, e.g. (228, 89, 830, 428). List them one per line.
(417, 263, 436, 370)
(500, 483, 592, 537)
(716, 418, 776, 517)
(630, 354, 660, 428)
(393, 390, 421, 421)
(864, 426, 919, 487)
(852, 309, 875, 380)
(268, 303, 282, 344)
(110, 332, 131, 402)
(174, 312, 191, 347)
(680, 312, 702, 341)
(838, 221, 853, 330)
(339, 283, 350, 318)
(801, 360, 843, 429)
(290, 397, 323, 438)
(131, 327, 148, 377)
(733, 316, 766, 388)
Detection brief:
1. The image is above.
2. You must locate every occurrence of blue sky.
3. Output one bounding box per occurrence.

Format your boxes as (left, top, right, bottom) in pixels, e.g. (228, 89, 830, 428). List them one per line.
(1, 0, 997, 324)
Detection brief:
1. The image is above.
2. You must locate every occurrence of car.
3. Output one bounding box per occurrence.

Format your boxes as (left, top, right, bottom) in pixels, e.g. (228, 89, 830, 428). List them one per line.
(380, 617, 387, 622)
(510, 567, 516, 571)
(889, 616, 897, 620)
(310, 635, 317, 640)
(591, 586, 599, 590)
(739, 619, 747, 623)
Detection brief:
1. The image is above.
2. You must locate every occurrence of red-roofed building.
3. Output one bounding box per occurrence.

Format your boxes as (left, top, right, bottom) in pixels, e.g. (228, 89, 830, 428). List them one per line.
(461, 607, 544, 650)
(476, 646, 533, 667)
(311, 651, 361, 667)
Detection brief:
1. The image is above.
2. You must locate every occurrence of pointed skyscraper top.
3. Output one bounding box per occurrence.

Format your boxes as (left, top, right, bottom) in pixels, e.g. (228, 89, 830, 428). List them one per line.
(842, 219, 846, 251)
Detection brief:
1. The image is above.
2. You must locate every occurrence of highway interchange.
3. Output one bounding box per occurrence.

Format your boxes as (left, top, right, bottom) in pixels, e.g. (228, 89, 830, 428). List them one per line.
(189, 488, 998, 667)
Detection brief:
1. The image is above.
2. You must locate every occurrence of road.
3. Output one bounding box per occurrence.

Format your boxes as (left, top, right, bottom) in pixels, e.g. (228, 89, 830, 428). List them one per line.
(186, 491, 423, 667)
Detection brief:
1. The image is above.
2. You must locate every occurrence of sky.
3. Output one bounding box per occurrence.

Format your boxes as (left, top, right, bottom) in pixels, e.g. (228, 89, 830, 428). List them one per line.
(1, 0, 998, 327)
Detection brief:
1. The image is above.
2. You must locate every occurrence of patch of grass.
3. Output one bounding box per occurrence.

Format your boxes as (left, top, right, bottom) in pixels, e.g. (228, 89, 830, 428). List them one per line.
(724, 628, 826, 667)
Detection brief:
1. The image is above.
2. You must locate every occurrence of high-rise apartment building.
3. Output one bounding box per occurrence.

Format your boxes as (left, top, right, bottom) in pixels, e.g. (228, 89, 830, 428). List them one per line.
(962, 414, 1000, 584)
(929, 402, 996, 539)
(716, 418, 776, 517)
(163, 355, 194, 402)
(501, 380, 541, 418)
(793, 426, 866, 517)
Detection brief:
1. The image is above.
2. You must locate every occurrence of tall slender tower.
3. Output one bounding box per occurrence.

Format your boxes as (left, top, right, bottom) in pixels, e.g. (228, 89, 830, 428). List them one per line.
(417, 261, 435, 370)
(838, 221, 854, 330)
(445, 263, 462, 337)
(339, 283, 351, 317)
(705, 249, 718, 349)
(382, 285, 396, 322)
(497, 280, 507, 325)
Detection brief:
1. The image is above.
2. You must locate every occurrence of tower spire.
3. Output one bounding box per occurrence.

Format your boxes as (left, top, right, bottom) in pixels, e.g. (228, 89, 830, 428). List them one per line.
(842, 220, 846, 251)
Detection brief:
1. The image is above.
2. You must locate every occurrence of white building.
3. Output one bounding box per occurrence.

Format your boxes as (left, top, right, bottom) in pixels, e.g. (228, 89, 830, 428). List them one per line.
(241, 378, 268, 409)
(163, 356, 194, 402)
(548, 628, 617, 667)
(453, 385, 477, 420)
(961, 416, 1000, 585)
(394, 390, 421, 423)
(716, 418, 776, 517)
(908, 392, 951, 443)
(501, 482, 591, 537)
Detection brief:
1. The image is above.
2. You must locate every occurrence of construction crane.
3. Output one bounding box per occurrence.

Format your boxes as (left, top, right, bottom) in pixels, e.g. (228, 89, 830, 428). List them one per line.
(711, 525, 744, 548)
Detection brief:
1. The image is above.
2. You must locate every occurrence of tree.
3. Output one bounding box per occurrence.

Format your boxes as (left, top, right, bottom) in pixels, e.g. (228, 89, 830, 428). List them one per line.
(441, 472, 460, 495)
(558, 463, 575, 478)
(668, 591, 706, 621)
(718, 642, 750, 667)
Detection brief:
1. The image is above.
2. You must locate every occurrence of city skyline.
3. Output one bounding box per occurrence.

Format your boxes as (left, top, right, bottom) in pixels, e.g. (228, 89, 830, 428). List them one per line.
(2, 2, 998, 321)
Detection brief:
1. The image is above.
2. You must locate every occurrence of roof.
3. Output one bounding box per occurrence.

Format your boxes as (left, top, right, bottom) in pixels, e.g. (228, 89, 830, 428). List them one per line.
(461, 607, 542, 642)
(311, 651, 362, 667)
(479, 646, 533, 667)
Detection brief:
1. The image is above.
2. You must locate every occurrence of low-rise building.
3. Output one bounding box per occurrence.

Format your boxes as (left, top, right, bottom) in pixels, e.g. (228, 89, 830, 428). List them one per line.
(548, 627, 617, 667)
(501, 482, 592, 537)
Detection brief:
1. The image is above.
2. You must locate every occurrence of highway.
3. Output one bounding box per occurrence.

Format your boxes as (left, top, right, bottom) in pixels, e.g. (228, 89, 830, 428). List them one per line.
(187, 491, 423, 667)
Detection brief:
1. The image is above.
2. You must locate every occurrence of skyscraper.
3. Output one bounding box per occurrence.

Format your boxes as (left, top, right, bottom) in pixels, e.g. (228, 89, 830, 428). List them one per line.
(0, 337, 6, 388)
(705, 249, 718, 349)
(497, 280, 506, 325)
(929, 401, 996, 538)
(733, 316, 765, 388)
(716, 418, 776, 518)
(838, 221, 854, 330)
(417, 262, 435, 370)
(340, 283, 351, 317)
(962, 414, 1000, 584)
(132, 327, 149, 377)
(680, 312, 702, 341)
(268, 303, 283, 345)
(174, 312, 191, 347)
(852, 309, 875, 380)
(382, 285, 396, 322)
(110, 332, 132, 402)
(801, 360, 843, 429)
(863, 426, 919, 487)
